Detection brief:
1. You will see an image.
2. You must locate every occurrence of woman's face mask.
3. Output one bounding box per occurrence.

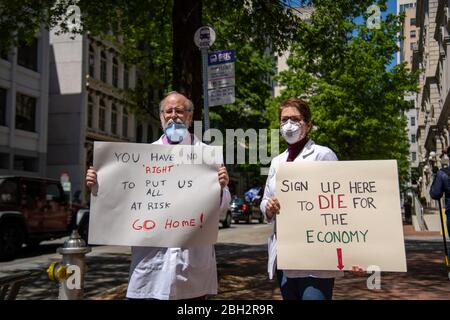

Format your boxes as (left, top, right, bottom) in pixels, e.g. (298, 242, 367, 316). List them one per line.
(164, 120, 189, 143)
(280, 119, 306, 144)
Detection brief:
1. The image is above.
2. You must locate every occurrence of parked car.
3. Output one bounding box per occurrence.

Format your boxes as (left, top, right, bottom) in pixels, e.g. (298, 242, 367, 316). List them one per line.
(230, 197, 264, 224)
(0, 176, 88, 261)
(219, 201, 232, 228)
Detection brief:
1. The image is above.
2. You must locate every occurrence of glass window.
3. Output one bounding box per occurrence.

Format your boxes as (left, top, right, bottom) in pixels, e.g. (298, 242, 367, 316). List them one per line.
(89, 45, 95, 77)
(411, 134, 416, 143)
(412, 152, 417, 162)
(112, 57, 118, 87)
(16, 93, 36, 132)
(136, 123, 143, 143)
(122, 108, 128, 137)
(100, 51, 107, 83)
(0, 179, 18, 204)
(20, 180, 41, 207)
(46, 183, 62, 201)
(410, 18, 416, 26)
(410, 30, 416, 38)
(0, 153, 8, 169)
(111, 104, 117, 134)
(123, 64, 129, 89)
(99, 99, 106, 131)
(0, 88, 6, 126)
(17, 38, 38, 71)
(87, 96, 94, 128)
(14, 156, 38, 172)
(410, 117, 415, 126)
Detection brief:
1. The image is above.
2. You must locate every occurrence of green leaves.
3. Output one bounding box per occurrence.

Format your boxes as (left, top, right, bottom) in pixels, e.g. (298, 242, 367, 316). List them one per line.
(271, 1, 417, 185)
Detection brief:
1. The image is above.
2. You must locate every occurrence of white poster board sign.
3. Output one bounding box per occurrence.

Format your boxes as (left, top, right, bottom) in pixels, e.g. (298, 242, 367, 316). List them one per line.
(276, 160, 407, 272)
(89, 142, 223, 247)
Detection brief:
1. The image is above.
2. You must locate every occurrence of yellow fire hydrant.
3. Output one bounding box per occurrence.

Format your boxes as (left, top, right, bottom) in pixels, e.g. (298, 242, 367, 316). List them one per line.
(47, 230, 91, 300)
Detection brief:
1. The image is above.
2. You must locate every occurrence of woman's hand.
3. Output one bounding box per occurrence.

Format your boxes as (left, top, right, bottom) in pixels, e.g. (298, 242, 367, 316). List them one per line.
(265, 197, 281, 220)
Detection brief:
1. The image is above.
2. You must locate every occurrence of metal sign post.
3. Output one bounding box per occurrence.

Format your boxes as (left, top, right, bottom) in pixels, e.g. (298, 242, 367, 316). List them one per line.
(201, 48, 210, 137)
(194, 26, 216, 143)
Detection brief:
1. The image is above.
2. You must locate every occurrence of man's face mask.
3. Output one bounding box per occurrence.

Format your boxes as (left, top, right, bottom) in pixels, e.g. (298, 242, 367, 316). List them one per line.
(164, 119, 189, 144)
(280, 119, 305, 144)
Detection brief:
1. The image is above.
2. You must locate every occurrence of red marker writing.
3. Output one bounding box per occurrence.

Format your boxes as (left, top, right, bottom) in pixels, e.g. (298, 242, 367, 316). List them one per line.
(337, 248, 344, 270)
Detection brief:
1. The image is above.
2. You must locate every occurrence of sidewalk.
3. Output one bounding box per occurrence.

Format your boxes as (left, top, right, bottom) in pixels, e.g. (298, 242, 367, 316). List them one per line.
(93, 225, 450, 300)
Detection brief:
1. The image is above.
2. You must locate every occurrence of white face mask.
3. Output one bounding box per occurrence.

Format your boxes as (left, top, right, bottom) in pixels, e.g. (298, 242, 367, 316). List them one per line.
(163, 119, 189, 143)
(280, 119, 305, 144)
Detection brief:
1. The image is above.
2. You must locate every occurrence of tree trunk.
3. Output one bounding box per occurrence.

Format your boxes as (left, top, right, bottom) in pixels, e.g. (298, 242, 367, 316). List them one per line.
(172, 0, 202, 121)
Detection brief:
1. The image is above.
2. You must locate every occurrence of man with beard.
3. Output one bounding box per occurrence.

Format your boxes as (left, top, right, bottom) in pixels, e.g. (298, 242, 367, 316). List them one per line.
(86, 91, 231, 300)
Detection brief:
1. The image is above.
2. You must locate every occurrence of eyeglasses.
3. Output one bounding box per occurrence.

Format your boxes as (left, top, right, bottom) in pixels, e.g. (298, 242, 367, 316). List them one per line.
(280, 116, 305, 124)
(161, 107, 191, 116)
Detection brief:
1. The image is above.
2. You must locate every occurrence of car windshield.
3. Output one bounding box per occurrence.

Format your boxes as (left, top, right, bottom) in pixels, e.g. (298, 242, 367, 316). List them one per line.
(231, 198, 244, 205)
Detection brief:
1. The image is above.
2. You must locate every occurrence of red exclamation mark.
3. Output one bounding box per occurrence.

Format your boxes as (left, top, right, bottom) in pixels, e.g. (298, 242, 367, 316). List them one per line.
(200, 213, 204, 228)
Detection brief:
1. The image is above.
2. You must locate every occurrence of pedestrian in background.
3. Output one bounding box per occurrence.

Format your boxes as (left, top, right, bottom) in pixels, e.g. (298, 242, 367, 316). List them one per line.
(86, 91, 231, 300)
(429, 146, 450, 241)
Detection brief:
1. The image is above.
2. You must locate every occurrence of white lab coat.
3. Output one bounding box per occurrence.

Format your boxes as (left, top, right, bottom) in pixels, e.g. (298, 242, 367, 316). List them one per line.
(126, 134, 231, 299)
(260, 139, 343, 279)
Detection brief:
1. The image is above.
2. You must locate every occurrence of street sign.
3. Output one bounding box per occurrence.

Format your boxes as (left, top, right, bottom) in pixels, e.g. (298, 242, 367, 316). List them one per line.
(207, 49, 235, 107)
(208, 63, 235, 89)
(208, 86, 235, 106)
(194, 26, 216, 49)
(208, 49, 234, 65)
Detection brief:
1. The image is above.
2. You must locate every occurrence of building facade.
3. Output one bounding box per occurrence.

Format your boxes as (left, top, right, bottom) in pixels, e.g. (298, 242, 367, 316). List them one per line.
(413, 0, 449, 206)
(0, 27, 50, 177)
(398, 1, 420, 173)
(273, 7, 313, 98)
(48, 31, 160, 204)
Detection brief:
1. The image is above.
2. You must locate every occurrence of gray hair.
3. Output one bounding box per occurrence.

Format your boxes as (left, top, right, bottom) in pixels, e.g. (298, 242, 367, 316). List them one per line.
(159, 91, 194, 113)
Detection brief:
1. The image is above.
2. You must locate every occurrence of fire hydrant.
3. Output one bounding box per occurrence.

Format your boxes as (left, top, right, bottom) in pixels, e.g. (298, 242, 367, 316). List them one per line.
(47, 230, 91, 300)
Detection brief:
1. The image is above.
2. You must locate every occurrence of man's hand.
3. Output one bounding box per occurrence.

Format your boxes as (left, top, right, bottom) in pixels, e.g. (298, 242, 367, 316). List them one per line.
(265, 197, 280, 220)
(218, 165, 229, 189)
(86, 166, 98, 188)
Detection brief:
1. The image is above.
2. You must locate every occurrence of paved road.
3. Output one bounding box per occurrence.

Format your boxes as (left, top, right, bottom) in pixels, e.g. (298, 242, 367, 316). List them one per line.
(0, 221, 272, 300)
(4, 223, 450, 300)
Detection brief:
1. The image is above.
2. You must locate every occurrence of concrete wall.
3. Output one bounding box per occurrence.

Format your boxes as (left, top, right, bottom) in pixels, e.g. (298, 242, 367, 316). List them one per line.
(47, 31, 85, 195)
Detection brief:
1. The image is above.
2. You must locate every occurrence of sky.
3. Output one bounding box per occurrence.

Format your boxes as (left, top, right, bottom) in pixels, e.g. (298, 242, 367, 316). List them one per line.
(386, 0, 399, 69)
(284, 0, 400, 69)
(353, 0, 399, 69)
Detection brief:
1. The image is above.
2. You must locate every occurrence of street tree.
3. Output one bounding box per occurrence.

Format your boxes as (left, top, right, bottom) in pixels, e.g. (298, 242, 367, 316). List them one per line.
(268, 0, 418, 184)
(0, 0, 300, 122)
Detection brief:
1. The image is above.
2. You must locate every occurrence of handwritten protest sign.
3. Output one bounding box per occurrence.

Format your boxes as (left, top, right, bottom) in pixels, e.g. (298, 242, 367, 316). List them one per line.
(89, 142, 223, 247)
(276, 160, 407, 272)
